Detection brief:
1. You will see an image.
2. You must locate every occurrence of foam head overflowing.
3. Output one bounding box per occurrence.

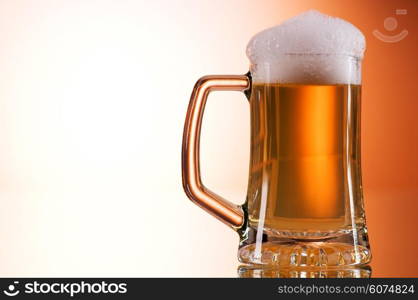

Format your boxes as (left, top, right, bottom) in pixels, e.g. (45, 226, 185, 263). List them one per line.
(247, 10, 366, 84)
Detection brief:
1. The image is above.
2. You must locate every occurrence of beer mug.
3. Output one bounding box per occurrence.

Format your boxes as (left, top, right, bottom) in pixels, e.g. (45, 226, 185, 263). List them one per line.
(182, 11, 371, 267)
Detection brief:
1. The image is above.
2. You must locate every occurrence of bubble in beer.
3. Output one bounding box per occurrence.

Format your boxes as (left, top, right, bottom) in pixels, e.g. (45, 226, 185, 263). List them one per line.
(246, 10, 366, 84)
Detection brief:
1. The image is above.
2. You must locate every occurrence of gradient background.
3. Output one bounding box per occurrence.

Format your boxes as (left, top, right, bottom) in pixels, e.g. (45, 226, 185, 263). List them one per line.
(0, 0, 416, 277)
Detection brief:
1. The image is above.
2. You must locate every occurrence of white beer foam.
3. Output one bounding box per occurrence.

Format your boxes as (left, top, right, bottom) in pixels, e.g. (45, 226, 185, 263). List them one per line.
(246, 10, 366, 84)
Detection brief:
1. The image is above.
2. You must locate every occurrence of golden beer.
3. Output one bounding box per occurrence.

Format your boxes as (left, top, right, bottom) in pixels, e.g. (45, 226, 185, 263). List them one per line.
(246, 83, 364, 236)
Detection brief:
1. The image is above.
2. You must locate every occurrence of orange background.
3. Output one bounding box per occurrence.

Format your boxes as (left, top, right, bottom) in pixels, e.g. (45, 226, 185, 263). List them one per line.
(0, 0, 416, 277)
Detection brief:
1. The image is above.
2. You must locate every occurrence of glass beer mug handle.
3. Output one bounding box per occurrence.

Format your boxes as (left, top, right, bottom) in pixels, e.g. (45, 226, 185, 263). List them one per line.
(182, 75, 250, 229)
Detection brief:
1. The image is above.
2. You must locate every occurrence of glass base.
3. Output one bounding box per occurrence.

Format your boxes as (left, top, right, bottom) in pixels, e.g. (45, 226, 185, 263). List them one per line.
(237, 265, 372, 278)
(238, 226, 371, 267)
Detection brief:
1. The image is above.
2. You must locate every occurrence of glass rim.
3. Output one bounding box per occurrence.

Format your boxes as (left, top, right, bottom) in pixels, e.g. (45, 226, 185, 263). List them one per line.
(250, 53, 363, 61)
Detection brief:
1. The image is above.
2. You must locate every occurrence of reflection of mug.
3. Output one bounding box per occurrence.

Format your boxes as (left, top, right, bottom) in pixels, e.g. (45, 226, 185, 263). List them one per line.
(182, 11, 371, 267)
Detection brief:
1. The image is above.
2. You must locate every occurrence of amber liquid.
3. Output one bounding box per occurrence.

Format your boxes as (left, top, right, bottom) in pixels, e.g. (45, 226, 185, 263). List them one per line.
(246, 83, 364, 236)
